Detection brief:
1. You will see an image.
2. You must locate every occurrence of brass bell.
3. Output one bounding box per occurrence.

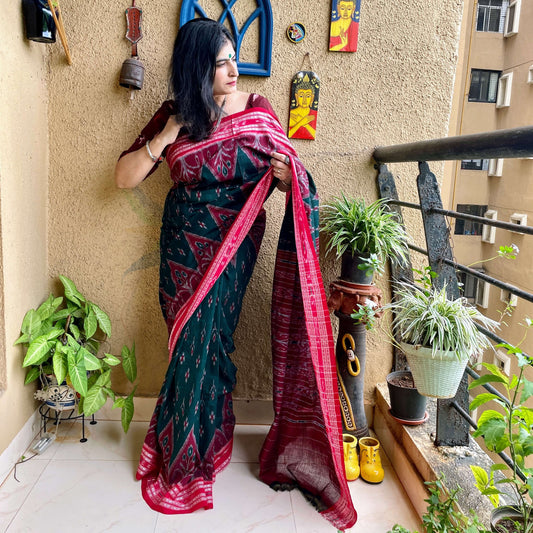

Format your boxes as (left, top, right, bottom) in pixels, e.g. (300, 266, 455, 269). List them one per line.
(119, 57, 145, 91)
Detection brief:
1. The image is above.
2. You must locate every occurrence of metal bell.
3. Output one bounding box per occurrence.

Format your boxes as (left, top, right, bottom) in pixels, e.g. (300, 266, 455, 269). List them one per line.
(119, 57, 145, 90)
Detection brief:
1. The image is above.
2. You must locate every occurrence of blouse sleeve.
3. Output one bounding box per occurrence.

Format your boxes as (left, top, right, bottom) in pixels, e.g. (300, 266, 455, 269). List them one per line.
(247, 93, 281, 122)
(118, 100, 175, 178)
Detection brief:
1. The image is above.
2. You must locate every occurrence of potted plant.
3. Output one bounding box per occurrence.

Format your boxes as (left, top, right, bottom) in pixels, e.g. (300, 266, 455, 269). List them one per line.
(321, 195, 408, 284)
(386, 370, 428, 424)
(469, 334, 533, 533)
(387, 282, 498, 399)
(15, 275, 137, 432)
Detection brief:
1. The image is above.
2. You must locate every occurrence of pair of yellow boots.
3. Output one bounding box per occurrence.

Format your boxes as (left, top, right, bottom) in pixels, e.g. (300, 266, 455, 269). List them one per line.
(343, 435, 384, 484)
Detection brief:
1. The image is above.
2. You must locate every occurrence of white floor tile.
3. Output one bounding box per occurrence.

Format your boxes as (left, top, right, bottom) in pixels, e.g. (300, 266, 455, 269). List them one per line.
(231, 424, 268, 463)
(53, 420, 148, 462)
(154, 462, 296, 533)
(290, 490, 339, 532)
(5, 460, 158, 533)
(346, 466, 421, 532)
(0, 459, 49, 532)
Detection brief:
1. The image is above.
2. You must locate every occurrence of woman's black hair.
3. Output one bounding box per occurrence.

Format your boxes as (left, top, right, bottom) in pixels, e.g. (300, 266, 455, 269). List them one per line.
(170, 18, 235, 141)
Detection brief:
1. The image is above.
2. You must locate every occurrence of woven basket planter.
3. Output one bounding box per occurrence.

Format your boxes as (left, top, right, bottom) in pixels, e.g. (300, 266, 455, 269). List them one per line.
(400, 342, 467, 399)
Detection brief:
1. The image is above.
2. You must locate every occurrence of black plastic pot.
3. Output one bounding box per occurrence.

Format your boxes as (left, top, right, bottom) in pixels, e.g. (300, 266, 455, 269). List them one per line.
(22, 0, 56, 43)
(340, 252, 373, 285)
(386, 370, 427, 423)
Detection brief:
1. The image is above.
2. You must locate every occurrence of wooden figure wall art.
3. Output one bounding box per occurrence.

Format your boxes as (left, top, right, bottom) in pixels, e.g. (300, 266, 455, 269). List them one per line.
(288, 71, 320, 140)
(329, 0, 361, 52)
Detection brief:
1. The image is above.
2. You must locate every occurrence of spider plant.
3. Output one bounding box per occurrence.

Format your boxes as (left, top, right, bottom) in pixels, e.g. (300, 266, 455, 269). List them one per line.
(389, 282, 498, 361)
(321, 195, 408, 276)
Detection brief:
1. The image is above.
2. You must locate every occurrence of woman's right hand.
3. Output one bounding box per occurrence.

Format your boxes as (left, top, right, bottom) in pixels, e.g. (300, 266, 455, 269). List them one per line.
(114, 115, 182, 189)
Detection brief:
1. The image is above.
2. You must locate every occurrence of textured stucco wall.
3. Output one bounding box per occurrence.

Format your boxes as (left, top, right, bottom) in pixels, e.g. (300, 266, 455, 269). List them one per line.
(0, 3, 50, 455)
(46, 0, 463, 402)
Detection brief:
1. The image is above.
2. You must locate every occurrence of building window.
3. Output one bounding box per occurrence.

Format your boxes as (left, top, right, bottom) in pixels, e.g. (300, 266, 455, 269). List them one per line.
(496, 72, 513, 107)
(504, 0, 521, 36)
(528, 65, 533, 84)
(476, 280, 491, 308)
(468, 69, 500, 103)
(455, 204, 488, 235)
(500, 289, 518, 307)
(461, 159, 489, 171)
(458, 270, 481, 303)
(476, 0, 508, 32)
(488, 158, 504, 176)
(510, 213, 527, 232)
(482, 210, 498, 243)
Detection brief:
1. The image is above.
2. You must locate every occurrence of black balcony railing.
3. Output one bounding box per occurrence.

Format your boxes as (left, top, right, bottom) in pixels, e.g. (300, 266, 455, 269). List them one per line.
(373, 125, 533, 447)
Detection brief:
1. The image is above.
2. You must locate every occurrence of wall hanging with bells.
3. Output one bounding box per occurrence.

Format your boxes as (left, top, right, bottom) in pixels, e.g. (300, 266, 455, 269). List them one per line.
(119, 0, 145, 97)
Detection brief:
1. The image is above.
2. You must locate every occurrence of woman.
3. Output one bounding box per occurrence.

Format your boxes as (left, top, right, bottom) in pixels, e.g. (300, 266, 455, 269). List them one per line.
(115, 18, 356, 530)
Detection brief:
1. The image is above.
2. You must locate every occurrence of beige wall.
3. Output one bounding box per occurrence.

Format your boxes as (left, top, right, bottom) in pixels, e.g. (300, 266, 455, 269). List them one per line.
(44, 0, 463, 404)
(0, 4, 50, 455)
(1, 0, 464, 456)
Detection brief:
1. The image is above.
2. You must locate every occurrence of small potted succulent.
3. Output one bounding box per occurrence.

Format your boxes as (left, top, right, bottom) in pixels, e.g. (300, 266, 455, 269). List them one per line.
(15, 276, 137, 432)
(387, 282, 498, 399)
(321, 195, 408, 284)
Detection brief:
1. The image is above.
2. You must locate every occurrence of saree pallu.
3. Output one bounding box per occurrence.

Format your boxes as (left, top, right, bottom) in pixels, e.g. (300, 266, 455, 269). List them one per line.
(134, 105, 357, 530)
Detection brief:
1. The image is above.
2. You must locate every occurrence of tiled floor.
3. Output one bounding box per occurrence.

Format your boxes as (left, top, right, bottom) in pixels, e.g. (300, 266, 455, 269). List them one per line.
(0, 420, 421, 533)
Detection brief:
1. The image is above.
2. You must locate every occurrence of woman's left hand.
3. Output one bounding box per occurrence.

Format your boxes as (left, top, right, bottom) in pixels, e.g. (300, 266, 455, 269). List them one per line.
(270, 152, 292, 190)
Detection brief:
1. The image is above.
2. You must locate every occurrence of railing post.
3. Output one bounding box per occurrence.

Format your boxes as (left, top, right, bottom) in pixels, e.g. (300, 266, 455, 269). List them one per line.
(377, 163, 412, 371)
(417, 162, 470, 446)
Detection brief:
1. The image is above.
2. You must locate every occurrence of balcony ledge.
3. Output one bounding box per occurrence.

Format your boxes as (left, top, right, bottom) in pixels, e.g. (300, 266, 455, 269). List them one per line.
(374, 382, 496, 524)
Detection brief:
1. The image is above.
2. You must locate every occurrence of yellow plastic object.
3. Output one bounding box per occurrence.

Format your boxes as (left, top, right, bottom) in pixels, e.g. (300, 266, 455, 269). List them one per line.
(342, 434, 360, 481)
(342, 334, 360, 376)
(359, 437, 384, 484)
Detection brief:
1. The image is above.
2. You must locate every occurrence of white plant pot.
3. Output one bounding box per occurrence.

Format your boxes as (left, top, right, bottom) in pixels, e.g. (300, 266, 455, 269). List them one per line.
(400, 342, 468, 399)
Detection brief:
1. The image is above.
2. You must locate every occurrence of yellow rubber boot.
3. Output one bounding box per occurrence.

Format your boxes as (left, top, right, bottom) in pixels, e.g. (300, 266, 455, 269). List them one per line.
(342, 434, 360, 481)
(359, 437, 384, 484)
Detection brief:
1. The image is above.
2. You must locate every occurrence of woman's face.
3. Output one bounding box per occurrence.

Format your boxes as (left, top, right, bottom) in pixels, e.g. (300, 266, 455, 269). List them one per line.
(213, 40, 238, 99)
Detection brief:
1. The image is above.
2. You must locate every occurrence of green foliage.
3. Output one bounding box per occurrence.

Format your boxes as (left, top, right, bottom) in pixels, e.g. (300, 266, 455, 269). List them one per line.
(15, 276, 137, 432)
(321, 195, 408, 276)
(469, 338, 533, 531)
(350, 299, 381, 331)
(388, 282, 498, 361)
(387, 476, 490, 533)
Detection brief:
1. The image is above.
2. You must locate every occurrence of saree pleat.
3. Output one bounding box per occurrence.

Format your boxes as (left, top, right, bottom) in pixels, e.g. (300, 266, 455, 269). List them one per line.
(131, 103, 356, 530)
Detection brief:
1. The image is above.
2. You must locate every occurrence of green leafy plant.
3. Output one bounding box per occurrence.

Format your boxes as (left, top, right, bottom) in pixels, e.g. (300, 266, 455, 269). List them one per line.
(350, 298, 381, 331)
(469, 320, 533, 533)
(388, 282, 498, 361)
(321, 195, 409, 276)
(387, 475, 490, 533)
(15, 276, 137, 432)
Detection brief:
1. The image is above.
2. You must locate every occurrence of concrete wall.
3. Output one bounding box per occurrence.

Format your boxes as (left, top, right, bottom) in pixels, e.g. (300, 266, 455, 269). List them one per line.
(44, 0, 463, 404)
(0, 4, 50, 455)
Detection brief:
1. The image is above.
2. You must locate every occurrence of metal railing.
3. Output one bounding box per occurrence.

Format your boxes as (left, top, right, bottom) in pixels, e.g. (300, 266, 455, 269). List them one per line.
(373, 125, 533, 446)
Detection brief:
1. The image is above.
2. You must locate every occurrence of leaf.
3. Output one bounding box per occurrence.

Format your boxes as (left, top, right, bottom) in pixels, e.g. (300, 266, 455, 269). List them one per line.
(69, 323, 81, 340)
(67, 348, 87, 396)
(14, 333, 30, 346)
(22, 335, 54, 367)
(46, 325, 64, 341)
(121, 387, 136, 433)
(53, 345, 68, 385)
(83, 307, 97, 339)
(36, 294, 63, 321)
(122, 343, 137, 383)
(82, 382, 107, 416)
(81, 348, 102, 371)
(113, 396, 126, 409)
(469, 392, 502, 411)
(19, 309, 42, 339)
(103, 353, 121, 366)
(24, 366, 41, 385)
(91, 303, 111, 337)
(521, 379, 533, 403)
(59, 275, 86, 306)
(468, 373, 507, 390)
(474, 414, 509, 452)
